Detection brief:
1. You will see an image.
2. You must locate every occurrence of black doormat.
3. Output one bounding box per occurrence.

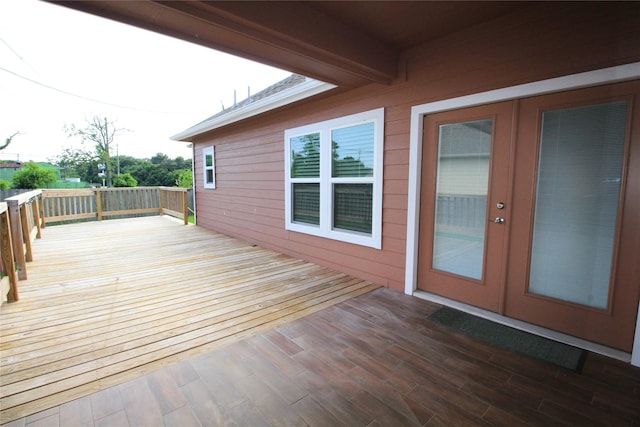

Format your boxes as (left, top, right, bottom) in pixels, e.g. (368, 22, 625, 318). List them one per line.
(427, 307, 587, 372)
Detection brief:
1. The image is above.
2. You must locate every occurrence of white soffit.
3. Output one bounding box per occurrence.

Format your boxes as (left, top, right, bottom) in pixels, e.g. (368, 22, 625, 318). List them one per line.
(171, 78, 336, 141)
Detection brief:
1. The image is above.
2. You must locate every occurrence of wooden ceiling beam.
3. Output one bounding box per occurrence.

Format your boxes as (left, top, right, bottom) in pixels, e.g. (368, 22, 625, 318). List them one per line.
(52, 0, 399, 87)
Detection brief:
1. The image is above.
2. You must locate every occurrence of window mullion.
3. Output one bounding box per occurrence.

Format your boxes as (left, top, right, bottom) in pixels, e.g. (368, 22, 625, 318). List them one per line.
(319, 128, 332, 234)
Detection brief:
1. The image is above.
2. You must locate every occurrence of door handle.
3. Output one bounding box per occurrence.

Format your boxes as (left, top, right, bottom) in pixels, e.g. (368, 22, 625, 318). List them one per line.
(493, 217, 505, 224)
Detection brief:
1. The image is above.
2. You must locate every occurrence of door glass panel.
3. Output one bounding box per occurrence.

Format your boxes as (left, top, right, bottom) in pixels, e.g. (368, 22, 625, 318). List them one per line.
(432, 119, 492, 280)
(529, 101, 627, 309)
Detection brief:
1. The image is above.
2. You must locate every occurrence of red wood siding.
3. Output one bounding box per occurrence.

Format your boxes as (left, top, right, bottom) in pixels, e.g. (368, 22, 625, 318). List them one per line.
(192, 2, 640, 292)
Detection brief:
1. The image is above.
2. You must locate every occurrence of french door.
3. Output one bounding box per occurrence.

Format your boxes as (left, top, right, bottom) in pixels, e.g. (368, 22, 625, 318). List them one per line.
(418, 81, 640, 351)
(417, 101, 514, 312)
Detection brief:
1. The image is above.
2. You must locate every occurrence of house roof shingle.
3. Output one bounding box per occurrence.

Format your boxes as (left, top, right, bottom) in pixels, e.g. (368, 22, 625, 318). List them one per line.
(172, 74, 335, 142)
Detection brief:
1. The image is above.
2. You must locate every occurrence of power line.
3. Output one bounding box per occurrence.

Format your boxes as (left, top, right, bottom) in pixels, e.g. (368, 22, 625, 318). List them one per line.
(0, 37, 39, 76)
(0, 66, 204, 115)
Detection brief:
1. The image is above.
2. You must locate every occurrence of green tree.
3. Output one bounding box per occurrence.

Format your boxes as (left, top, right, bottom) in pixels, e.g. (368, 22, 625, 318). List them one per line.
(114, 155, 138, 171)
(65, 116, 128, 187)
(113, 173, 137, 187)
(0, 180, 10, 190)
(176, 169, 192, 188)
(49, 147, 97, 180)
(124, 154, 184, 186)
(11, 162, 57, 189)
(50, 147, 192, 188)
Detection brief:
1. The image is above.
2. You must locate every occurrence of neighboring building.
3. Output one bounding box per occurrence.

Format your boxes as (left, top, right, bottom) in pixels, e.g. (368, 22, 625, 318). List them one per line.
(0, 162, 23, 182)
(59, 2, 640, 365)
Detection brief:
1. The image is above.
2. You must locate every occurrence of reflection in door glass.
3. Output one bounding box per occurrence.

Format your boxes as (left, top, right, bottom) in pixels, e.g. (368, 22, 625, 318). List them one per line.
(529, 101, 627, 309)
(432, 119, 492, 280)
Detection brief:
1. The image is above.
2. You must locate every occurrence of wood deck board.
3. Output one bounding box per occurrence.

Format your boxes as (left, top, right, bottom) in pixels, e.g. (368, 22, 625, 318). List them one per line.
(0, 269, 347, 354)
(0, 262, 330, 338)
(0, 216, 378, 424)
(0, 276, 362, 385)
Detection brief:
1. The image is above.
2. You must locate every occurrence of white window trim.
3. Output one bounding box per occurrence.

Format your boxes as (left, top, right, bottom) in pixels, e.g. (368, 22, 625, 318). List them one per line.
(202, 146, 216, 189)
(285, 108, 384, 249)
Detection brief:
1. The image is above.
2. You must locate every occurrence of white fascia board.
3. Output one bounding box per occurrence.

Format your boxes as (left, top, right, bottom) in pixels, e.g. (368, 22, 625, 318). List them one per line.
(172, 79, 336, 141)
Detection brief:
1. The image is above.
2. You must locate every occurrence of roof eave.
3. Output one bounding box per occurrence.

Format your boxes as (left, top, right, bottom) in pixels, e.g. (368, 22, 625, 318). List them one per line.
(171, 79, 337, 142)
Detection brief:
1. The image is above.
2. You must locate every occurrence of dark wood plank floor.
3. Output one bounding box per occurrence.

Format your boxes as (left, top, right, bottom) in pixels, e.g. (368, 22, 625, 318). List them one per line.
(4, 288, 639, 426)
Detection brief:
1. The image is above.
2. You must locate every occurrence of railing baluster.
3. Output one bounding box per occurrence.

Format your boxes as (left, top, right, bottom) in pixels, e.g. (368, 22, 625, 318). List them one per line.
(33, 197, 42, 239)
(20, 203, 33, 263)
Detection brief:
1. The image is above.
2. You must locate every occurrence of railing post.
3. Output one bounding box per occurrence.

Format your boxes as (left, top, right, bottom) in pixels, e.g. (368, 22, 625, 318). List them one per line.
(159, 187, 165, 216)
(95, 189, 103, 221)
(0, 206, 18, 301)
(7, 200, 27, 280)
(182, 189, 188, 225)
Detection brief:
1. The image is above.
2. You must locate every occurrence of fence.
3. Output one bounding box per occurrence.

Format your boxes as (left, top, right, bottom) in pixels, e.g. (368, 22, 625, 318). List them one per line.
(1, 187, 189, 303)
(41, 187, 190, 225)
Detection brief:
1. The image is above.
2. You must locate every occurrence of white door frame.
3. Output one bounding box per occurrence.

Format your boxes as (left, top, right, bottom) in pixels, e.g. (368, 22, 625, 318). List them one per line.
(404, 62, 640, 364)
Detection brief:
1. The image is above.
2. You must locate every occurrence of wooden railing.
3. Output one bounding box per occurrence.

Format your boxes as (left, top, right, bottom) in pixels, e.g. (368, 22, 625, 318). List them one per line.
(0, 202, 18, 302)
(6, 190, 42, 282)
(159, 187, 189, 223)
(1, 190, 43, 301)
(41, 187, 189, 226)
(41, 188, 96, 223)
(1, 187, 189, 303)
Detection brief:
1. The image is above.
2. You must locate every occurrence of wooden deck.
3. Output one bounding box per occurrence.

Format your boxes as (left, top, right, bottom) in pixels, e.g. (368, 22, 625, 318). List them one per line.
(0, 216, 378, 424)
(4, 289, 640, 426)
(2, 217, 640, 426)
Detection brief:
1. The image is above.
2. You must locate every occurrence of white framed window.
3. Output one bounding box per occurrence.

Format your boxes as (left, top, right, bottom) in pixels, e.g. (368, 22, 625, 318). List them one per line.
(285, 108, 384, 249)
(202, 146, 216, 189)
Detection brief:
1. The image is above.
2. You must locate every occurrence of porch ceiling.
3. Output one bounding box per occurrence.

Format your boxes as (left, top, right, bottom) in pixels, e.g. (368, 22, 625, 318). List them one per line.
(51, 1, 529, 88)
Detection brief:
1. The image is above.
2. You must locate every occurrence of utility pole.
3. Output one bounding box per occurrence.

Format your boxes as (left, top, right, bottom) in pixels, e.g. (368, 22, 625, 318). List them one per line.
(104, 117, 112, 187)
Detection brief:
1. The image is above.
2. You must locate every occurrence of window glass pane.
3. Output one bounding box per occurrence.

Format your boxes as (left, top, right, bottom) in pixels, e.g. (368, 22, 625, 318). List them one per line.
(293, 183, 320, 225)
(432, 119, 492, 280)
(205, 154, 213, 167)
(529, 101, 627, 309)
(332, 123, 374, 177)
(291, 133, 320, 178)
(206, 169, 214, 184)
(333, 183, 372, 234)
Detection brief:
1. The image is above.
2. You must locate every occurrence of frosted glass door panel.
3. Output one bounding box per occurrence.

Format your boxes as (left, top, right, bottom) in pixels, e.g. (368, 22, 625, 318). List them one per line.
(529, 101, 627, 309)
(432, 119, 492, 280)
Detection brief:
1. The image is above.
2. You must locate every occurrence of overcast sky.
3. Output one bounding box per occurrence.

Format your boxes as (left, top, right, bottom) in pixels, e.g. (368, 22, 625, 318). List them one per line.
(0, 0, 291, 163)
